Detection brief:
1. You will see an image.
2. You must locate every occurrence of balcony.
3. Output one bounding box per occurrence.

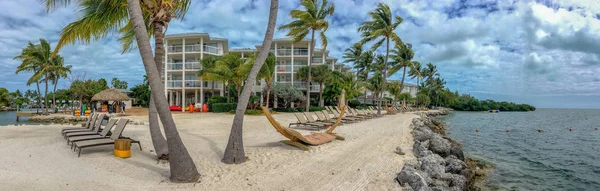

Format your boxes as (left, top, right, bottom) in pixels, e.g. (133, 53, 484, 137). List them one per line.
(293, 49, 308, 56)
(167, 63, 183, 70)
(167, 45, 183, 53)
(185, 44, 201, 52)
(277, 49, 292, 56)
(276, 65, 292, 72)
(203, 45, 220, 54)
(185, 62, 201, 70)
(184, 80, 201, 88)
(168, 80, 183, 88)
(293, 82, 320, 91)
(293, 65, 305, 72)
(311, 57, 323, 64)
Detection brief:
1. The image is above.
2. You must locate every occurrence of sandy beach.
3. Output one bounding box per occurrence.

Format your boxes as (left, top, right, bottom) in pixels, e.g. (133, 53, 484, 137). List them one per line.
(0, 111, 418, 190)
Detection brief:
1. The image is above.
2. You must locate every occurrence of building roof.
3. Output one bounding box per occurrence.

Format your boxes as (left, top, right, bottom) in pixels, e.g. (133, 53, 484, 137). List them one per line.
(165, 32, 227, 41)
(229, 48, 257, 52)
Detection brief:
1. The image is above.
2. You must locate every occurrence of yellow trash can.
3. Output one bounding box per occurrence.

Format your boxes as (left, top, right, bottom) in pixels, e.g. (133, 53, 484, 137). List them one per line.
(114, 139, 131, 158)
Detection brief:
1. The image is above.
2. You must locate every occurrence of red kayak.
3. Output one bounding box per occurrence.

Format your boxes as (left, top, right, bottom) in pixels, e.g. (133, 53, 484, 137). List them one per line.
(169, 105, 182, 111)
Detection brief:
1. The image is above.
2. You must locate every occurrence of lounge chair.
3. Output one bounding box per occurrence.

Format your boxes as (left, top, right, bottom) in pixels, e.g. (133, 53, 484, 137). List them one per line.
(347, 108, 370, 120)
(352, 108, 374, 119)
(331, 109, 361, 122)
(66, 119, 118, 144)
(62, 114, 106, 136)
(61, 114, 98, 132)
(291, 113, 327, 129)
(319, 111, 354, 123)
(260, 106, 346, 151)
(303, 112, 335, 126)
(72, 118, 140, 157)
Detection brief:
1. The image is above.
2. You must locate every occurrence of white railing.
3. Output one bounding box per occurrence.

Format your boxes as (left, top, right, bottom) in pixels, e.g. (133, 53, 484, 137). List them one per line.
(185, 62, 201, 70)
(293, 82, 320, 91)
(277, 49, 292, 56)
(294, 49, 308, 56)
(185, 44, 201, 52)
(311, 57, 323, 64)
(293, 65, 305, 72)
(167, 63, 183, 70)
(167, 45, 182, 53)
(184, 80, 201, 87)
(276, 65, 292, 72)
(203, 45, 220, 54)
(168, 80, 183, 88)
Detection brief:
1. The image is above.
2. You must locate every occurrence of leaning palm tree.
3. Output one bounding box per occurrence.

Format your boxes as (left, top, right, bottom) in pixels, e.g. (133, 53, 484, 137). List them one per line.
(357, 2, 403, 115)
(14, 39, 57, 115)
(48, 56, 72, 111)
(243, 52, 276, 107)
(343, 42, 363, 78)
(408, 61, 423, 106)
(124, 0, 199, 182)
(43, 0, 191, 160)
(278, 0, 334, 112)
(222, 0, 279, 164)
(389, 43, 415, 96)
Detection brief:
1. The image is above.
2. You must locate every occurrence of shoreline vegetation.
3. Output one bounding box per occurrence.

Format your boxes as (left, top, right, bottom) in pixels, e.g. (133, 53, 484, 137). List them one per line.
(397, 109, 494, 190)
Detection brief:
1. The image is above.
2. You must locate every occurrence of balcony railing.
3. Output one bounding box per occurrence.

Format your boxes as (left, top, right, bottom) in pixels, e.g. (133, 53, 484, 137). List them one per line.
(293, 65, 304, 72)
(293, 82, 320, 91)
(167, 45, 182, 53)
(276, 65, 292, 72)
(311, 57, 323, 64)
(277, 49, 292, 56)
(168, 80, 183, 88)
(294, 49, 308, 56)
(203, 45, 220, 54)
(185, 62, 201, 70)
(167, 63, 183, 70)
(184, 80, 202, 87)
(185, 44, 201, 52)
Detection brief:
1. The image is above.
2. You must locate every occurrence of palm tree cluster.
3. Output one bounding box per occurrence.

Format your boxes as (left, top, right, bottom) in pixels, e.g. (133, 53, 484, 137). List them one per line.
(14, 38, 72, 114)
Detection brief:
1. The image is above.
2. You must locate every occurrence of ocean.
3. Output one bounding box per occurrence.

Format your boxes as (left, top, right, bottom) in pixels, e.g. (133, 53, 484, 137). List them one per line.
(0, 109, 42, 126)
(440, 109, 600, 190)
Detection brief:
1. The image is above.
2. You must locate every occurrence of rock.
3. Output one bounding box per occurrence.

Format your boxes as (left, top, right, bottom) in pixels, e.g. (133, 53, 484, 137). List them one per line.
(419, 154, 445, 178)
(429, 179, 450, 191)
(396, 165, 431, 191)
(395, 146, 406, 155)
(445, 156, 466, 174)
(429, 135, 451, 157)
(413, 140, 432, 157)
(449, 143, 464, 160)
(413, 125, 433, 142)
(441, 173, 467, 191)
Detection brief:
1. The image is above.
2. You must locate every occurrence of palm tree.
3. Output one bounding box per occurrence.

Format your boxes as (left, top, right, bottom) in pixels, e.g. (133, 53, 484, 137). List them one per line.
(385, 81, 402, 107)
(297, 65, 330, 107)
(222, 0, 279, 164)
(14, 39, 57, 114)
(197, 56, 220, 97)
(201, 53, 249, 102)
(124, 0, 199, 182)
(48, 56, 72, 111)
(43, 0, 191, 160)
(343, 42, 363, 78)
(278, 0, 335, 112)
(245, 52, 276, 107)
(357, 2, 403, 115)
(389, 43, 415, 97)
(422, 63, 438, 107)
(408, 61, 423, 106)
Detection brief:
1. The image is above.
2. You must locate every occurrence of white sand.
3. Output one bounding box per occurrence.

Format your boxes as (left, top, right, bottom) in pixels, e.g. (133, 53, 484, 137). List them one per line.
(0, 111, 418, 190)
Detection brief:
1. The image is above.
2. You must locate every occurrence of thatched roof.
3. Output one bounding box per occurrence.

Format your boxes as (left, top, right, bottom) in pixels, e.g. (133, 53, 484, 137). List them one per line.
(91, 88, 130, 101)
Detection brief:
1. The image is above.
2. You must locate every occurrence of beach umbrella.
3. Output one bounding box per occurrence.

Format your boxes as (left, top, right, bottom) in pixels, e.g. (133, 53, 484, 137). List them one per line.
(338, 89, 345, 109)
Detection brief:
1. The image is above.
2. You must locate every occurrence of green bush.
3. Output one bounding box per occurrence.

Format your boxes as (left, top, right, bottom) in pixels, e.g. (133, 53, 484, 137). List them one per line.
(212, 103, 237, 113)
(229, 109, 263, 115)
(273, 108, 298, 112)
(297, 106, 325, 112)
(208, 96, 230, 104)
(348, 100, 361, 108)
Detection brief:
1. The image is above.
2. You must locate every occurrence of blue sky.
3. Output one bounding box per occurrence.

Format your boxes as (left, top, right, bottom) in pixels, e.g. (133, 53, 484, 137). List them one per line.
(1, 0, 599, 108)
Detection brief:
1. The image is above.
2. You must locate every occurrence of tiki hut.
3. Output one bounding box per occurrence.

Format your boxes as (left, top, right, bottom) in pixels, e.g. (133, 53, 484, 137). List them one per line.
(92, 88, 130, 113)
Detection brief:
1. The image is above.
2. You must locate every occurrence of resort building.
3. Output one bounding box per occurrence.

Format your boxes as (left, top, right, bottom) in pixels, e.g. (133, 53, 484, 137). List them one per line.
(163, 33, 352, 110)
(163, 33, 228, 111)
(357, 82, 418, 105)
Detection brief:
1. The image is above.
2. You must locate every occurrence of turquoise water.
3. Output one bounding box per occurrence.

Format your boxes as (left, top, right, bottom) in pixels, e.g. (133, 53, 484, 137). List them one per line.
(440, 109, 600, 190)
(0, 109, 42, 126)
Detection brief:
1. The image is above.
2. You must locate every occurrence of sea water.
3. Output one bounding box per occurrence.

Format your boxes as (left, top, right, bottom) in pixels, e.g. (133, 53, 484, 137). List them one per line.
(440, 109, 600, 190)
(0, 109, 41, 126)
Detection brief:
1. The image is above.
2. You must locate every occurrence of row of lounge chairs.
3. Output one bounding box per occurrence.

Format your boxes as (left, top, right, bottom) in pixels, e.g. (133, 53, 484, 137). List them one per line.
(60, 114, 141, 157)
(289, 106, 385, 130)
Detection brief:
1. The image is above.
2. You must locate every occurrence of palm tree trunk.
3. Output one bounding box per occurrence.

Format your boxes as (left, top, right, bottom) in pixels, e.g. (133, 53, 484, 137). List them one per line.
(126, 0, 200, 182)
(147, 22, 169, 160)
(222, 0, 278, 164)
(377, 37, 390, 115)
(36, 82, 41, 112)
(306, 29, 315, 112)
(265, 82, 271, 107)
(44, 75, 49, 114)
(53, 79, 58, 112)
(211, 81, 215, 97)
(318, 83, 324, 107)
(226, 83, 230, 103)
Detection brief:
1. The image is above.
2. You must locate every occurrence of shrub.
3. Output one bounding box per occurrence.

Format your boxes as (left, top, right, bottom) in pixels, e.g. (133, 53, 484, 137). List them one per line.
(212, 103, 237, 113)
(348, 100, 361, 108)
(297, 106, 325, 111)
(208, 96, 230, 105)
(229, 109, 263, 115)
(273, 107, 298, 112)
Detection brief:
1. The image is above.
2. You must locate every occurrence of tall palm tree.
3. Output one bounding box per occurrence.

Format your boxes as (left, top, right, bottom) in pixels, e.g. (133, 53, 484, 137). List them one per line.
(14, 39, 57, 114)
(48, 56, 72, 111)
(278, 0, 335, 112)
(385, 81, 402, 107)
(358, 51, 375, 104)
(389, 43, 414, 96)
(343, 42, 363, 78)
(422, 63, 438, 107)
(201, 53, 249, 102)
(297, 65, 330, 107)
(408, 61, 423, 106)
(244, 52, 276, 107)
(222, 0, 279, 164)
(357, 2, 403, 115)
(198, 56, 220, 97)
(43, 0, 191, 160)
(124, 0, 199, 182)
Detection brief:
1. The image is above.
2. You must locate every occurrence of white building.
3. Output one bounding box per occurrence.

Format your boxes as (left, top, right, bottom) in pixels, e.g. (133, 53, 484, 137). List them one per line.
(358, 82, 418, 105)
(163, 33, 353, 111)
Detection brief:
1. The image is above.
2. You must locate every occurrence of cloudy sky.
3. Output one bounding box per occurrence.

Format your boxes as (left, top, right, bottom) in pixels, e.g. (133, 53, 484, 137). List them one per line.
(1, 0, 599, 108)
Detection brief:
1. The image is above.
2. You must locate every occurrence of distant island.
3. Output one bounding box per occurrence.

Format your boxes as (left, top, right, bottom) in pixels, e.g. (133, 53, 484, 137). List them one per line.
(447, 94, 536, 112)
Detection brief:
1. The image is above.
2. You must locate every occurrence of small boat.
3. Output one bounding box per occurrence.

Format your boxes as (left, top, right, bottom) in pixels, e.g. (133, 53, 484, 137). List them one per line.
(489, 110, 500, 113)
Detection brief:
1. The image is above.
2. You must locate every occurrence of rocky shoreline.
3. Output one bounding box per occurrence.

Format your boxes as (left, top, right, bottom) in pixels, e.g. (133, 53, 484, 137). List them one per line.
(28, 114, 89, 124)
(396, 109, 491, 191)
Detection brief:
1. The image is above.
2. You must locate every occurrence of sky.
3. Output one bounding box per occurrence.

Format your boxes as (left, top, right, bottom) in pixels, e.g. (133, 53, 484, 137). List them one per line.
(1, 0, 600, 108)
